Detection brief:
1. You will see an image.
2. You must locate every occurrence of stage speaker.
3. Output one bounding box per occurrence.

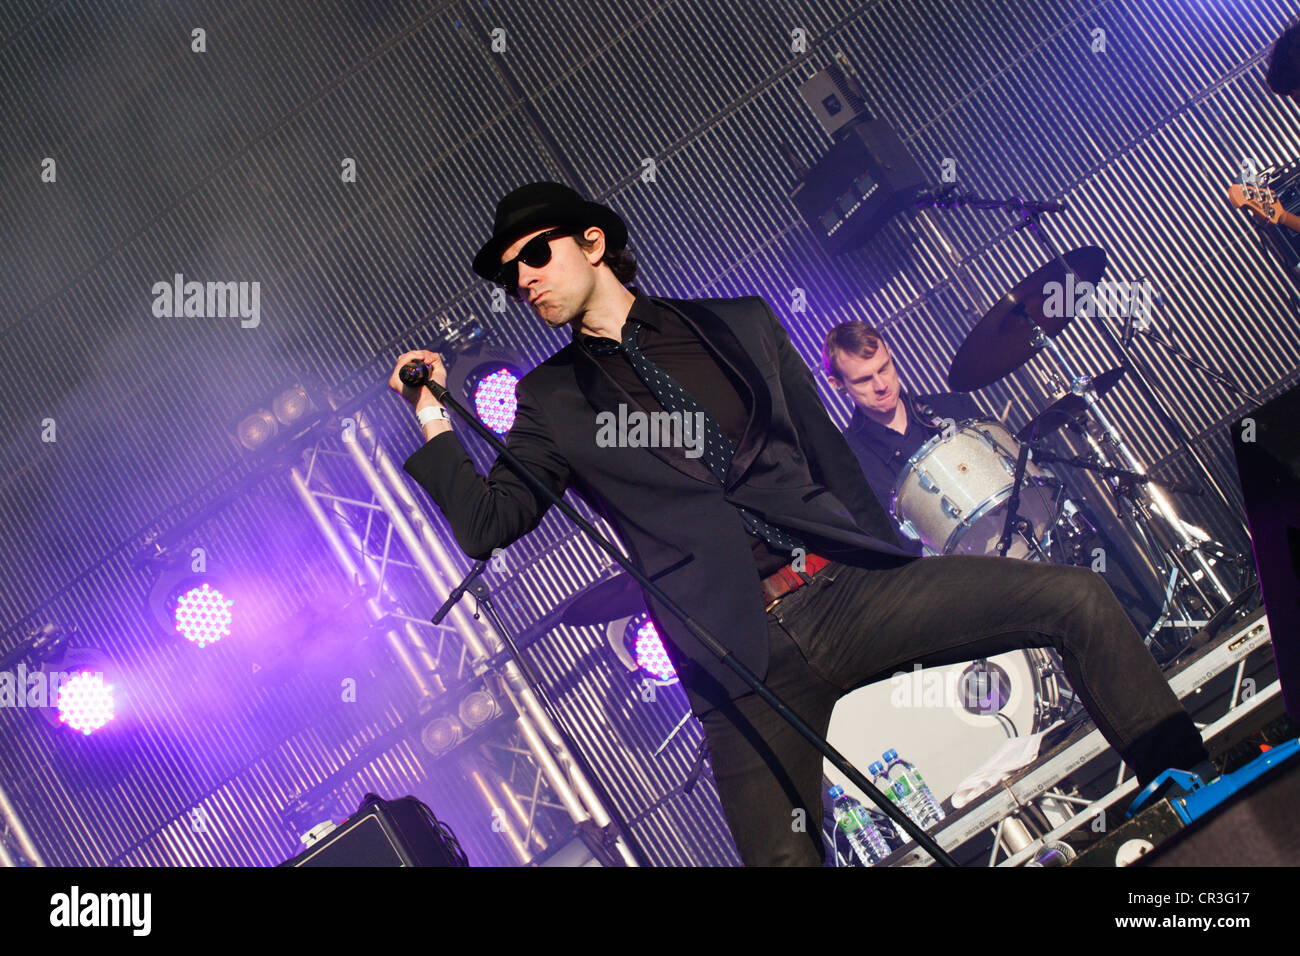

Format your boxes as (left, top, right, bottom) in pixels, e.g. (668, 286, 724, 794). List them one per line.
(278, 793, 469, 867)
(789, 114, 929, 254)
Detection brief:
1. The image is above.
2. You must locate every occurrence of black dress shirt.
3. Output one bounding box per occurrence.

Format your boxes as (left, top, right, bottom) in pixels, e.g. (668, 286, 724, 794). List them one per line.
(574, 291, 792, 577)
(841, 389, 982, 554)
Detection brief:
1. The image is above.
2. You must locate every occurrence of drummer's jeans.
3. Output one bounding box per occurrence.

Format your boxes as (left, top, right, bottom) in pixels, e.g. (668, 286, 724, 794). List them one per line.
(697, 555, 1210, 867)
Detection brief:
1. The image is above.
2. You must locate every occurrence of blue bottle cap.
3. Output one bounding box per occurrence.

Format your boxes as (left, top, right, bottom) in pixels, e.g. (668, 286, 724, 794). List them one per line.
(827, 785, 844, 798)
(883, 748, 898, 761)
(868, 761, 885, 774)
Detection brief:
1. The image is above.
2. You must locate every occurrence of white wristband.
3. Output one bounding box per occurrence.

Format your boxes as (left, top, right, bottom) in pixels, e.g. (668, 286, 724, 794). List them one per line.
(416, 404, 449, 426)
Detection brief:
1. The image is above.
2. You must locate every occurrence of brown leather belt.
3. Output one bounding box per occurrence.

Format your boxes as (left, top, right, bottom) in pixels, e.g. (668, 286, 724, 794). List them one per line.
(761, 553, 832, 612)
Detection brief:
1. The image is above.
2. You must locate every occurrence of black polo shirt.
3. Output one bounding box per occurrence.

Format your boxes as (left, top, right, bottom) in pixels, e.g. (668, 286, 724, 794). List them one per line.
(573, 292, 792, 578)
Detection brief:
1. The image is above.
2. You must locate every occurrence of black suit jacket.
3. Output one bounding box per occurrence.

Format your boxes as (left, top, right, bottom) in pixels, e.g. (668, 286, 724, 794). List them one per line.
(402, 294, 917, 715)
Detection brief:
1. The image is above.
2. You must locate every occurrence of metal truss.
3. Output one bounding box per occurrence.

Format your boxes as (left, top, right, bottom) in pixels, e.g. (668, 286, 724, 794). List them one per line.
(288, 407, 637, 865)
(0, 779, 45, 866)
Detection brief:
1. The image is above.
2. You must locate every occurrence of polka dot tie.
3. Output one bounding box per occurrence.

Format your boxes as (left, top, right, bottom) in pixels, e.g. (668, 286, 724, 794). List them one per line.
(585, 319, 806, 555)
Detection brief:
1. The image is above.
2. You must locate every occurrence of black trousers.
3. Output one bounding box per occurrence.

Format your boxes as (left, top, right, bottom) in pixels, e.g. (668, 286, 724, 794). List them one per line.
(697, 555, 1210, 867)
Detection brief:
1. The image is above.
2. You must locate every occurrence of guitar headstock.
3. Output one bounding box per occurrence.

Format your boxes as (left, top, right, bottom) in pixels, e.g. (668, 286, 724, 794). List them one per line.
(1228, 182, 1284, 224)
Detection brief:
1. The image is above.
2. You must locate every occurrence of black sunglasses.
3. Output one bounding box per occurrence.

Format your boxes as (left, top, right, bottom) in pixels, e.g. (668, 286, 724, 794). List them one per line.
(493, 228, 575, 295)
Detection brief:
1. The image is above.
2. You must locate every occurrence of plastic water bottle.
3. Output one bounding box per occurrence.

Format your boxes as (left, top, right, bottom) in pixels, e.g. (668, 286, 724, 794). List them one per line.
(863, 804, 901, 850)
(868, 760, 903, 814)
(882, 748, 946, 828)
(828, 785, 889, 864)
(867, 761, 911, 847)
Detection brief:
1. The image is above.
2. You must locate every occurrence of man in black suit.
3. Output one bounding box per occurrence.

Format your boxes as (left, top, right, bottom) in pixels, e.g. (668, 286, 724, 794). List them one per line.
(389, 182, 1214, 866)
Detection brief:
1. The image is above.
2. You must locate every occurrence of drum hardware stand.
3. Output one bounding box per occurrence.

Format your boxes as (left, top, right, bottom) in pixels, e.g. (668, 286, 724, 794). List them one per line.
(1038, 324, 1247, 614)
(1115, 286, 1268, 413)
(1034, 270, 1256, 649)
(432, 558, 653, 867)
(925, 189, 1246, 626)
(1025, 442, 1244, 648)
(400, 363, 960, 866)
(995, 419, 1069, 562)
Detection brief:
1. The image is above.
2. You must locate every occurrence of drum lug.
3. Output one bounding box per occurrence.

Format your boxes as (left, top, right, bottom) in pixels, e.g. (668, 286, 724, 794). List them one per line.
(941, 496, 963, 519)
(919, 471, 939, 493)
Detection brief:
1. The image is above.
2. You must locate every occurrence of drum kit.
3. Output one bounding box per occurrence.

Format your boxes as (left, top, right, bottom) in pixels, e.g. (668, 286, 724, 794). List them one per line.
(890, 245, 1245, 632)
(826, 243, 1256, 815)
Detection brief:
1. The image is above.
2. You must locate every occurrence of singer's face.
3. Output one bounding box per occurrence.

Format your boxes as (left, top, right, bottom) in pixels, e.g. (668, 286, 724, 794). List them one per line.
(829, 345, 900, 416)
(499, 226, 601, 330)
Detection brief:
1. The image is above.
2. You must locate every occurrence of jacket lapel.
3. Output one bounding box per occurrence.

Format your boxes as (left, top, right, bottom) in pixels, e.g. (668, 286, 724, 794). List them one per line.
(569, 297, 773, 489)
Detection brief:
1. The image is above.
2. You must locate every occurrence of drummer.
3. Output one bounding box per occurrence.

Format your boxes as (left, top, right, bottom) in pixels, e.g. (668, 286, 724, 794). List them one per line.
(822, 320, 981, 554)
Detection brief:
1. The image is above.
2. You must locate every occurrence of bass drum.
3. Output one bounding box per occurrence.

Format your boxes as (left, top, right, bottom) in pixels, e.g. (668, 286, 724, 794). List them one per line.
(823, 649, 1061, 812)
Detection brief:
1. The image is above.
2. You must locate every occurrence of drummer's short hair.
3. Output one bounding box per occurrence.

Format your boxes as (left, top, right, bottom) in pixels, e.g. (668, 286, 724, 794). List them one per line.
(822, 320, 886, 378)
(1267, 20, 1300, 95)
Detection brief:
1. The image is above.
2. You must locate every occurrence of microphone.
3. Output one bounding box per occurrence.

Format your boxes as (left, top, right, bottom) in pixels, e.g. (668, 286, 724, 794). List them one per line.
(911, 395, 945, 430)
(913, 183, 960, 208)
(400, 360, 430, 387)
(400, 359, 451, 403)
(1122, 275, 1162, 349)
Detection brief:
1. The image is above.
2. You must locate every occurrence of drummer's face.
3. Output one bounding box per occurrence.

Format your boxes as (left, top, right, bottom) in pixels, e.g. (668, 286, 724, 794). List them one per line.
(830, 345, 900, 415)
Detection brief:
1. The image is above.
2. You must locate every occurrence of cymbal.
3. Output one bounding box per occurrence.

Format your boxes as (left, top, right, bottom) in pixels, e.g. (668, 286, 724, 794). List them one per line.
(1015, 366, 1126, 442)
(948, 246, 1107, 391)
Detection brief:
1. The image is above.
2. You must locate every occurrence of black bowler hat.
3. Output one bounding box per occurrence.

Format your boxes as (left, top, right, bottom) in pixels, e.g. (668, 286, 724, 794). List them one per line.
(471, 182, 628, 281)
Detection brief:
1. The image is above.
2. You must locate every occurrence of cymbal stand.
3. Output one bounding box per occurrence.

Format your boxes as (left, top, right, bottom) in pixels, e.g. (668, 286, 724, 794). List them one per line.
(927, 189, 1250, 539)
(1037, 332, 1239, 603)
(920, 188, 1245, 616)
(1030, 433, 1227, 644)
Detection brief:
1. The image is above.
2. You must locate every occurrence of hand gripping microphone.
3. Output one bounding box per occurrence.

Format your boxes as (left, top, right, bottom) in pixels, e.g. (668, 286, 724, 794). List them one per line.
(400, 360, 449, 401)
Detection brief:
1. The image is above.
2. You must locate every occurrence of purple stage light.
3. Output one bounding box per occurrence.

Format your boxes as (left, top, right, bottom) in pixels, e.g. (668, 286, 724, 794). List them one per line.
(173, 582, 234, 647)
(633, 619, 677, 681)
(473, 368, 519, 433)
(56, 672, 115, 735)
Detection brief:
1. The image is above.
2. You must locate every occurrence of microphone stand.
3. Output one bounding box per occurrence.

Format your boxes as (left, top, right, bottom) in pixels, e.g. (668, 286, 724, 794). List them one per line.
(432, 559, 652, 868)
(401, 364, 959, 867)
(996, 427, 1036, 559)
